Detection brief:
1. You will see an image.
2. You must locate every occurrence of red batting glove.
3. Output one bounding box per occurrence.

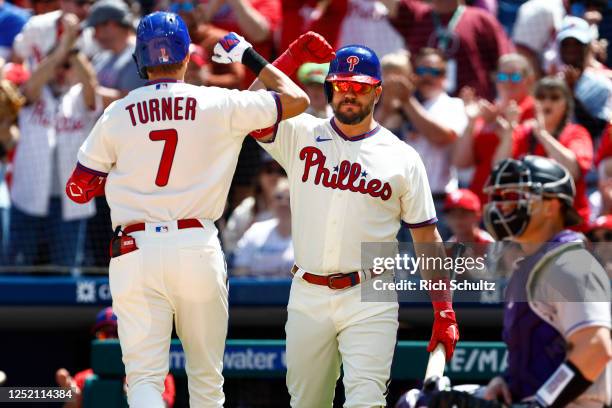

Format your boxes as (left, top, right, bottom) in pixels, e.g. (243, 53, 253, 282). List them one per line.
(273, 31, 335, 76)
(427, 301, 459, 361)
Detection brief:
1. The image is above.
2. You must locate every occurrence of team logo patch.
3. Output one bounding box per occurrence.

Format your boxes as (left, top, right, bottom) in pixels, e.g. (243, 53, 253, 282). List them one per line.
(346, 56, 360, 72)
(155, 226, 169, 233)
(220, 33, 240, 52)
(159, 48, 170, 63)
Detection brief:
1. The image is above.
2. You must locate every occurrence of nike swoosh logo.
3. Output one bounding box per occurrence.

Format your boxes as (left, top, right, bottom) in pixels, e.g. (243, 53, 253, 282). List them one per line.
(316, 136, 332, 142)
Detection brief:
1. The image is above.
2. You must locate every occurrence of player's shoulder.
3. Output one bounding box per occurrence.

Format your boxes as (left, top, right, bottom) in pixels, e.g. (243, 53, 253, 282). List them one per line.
(534, 243, 610, 300)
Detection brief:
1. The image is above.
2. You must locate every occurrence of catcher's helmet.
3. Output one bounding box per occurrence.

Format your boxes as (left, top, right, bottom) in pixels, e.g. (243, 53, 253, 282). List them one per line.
(324, 45, 381, 101)
(483, 155, 581, 240)
(133, 12, 191, 79)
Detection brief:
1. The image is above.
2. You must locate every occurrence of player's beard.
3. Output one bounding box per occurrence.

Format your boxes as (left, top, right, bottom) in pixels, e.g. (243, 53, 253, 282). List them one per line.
(332, 96, 375, 125)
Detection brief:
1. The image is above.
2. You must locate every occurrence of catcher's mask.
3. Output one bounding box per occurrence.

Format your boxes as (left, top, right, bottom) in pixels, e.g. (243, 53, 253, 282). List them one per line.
(483, 156, 580, 240)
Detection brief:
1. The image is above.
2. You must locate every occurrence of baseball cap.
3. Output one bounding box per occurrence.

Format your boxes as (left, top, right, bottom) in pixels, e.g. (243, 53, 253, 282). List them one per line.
(557, 16, 593, 44)
(85, 0, 133, 28)
(444, 189, 482, 215)
(298, 63, 330, 85)
(91, 306, 118, 333)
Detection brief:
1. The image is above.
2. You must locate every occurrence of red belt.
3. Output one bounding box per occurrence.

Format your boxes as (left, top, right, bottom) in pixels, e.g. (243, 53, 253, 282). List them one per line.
(123, 218, 204, 234)
(291, 265, 361, 290)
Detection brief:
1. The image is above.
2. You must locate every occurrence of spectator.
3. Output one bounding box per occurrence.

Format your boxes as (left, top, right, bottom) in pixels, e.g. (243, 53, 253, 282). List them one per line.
(85, 0, 146, 106)
(12, 0, 98, 69)
(586, 215, 612, 271)
(384, 0, 513, 99)
(0, 0, 31, 61)
(589, 132, 612, 220)
(281, 0, 348, 52)
(443, 188, 493, 280)
(376, 50, 411, 135)
(385, 47, 467, 239)
(493, 76, 593, 225)
(55, 307, 176, 408)
(223, 153, 285, 255)
(232, 178, 293, 277)
(453, 53, 536, 204)
(444, 188, 493, 244)
(554, 15, 612, 140)
(0, 62, 26, 265)
(9, 14, 100, 271)
(297, 62, 333, 118)
(195, 0, 281, 89)
(339, 0, 405, 58)
(511, 0, 566, 77)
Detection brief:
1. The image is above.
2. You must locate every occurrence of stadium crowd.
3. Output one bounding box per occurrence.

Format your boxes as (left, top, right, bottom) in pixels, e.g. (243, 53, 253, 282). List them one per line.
(0, 0, 612, 276)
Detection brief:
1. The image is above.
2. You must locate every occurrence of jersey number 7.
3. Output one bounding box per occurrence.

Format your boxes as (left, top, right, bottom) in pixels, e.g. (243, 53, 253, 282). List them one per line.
(149, 129, 178, 187)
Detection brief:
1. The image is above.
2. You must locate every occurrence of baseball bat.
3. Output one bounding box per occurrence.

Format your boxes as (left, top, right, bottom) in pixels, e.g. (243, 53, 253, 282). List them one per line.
(424, 343, 446, 380)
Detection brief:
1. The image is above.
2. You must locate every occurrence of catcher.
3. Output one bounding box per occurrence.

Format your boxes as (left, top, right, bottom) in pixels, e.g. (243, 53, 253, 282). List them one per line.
(399, 156, 611, 408)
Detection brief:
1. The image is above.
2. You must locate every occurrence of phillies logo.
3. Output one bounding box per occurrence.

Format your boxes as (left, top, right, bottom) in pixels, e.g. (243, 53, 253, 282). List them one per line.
(159, 48, 169, 63)
(299, 146, 392, 201)
(346, 56, 360, 72)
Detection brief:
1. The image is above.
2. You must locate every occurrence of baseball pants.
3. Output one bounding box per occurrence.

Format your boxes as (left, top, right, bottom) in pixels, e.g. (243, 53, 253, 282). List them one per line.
(285, 275, 399, 408)
(109, 219, 228, 408)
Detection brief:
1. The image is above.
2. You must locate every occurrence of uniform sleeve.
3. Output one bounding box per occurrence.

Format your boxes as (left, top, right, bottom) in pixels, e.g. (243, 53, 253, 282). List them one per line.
(400, 151, 437, 227)
(257, 113, 311, 171)
(77, 111, 115, 173)
(533, 249, 612, 337)
(225, 89, 281, 136)
(511, 2, 557, 53)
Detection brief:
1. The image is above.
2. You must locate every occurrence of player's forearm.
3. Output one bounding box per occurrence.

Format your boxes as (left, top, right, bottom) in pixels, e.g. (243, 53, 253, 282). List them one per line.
(257, 64, 310, 120)
(567, 326, 612, 381)
(410, 225, 447, 281)
(402, 97, 457, 145)
(227, 0, 271, 42)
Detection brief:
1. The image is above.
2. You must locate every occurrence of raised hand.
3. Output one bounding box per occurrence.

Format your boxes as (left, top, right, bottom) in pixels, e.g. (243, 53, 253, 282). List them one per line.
(212, 32, 253, 64)
(287, 31, 335, 65)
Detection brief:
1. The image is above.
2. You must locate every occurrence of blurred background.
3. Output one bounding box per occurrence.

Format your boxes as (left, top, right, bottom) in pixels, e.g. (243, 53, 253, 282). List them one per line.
(0, 0, 612, 406)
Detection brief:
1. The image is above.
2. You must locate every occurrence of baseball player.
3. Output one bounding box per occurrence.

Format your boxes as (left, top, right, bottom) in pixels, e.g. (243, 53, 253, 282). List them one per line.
(65, 11, 310, 408)
(419, 156, 611, 408)
(244, 45, 460, 407)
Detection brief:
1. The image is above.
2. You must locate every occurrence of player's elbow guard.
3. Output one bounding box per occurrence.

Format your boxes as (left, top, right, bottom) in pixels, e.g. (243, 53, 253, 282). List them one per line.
(66, 164, 107, 204)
